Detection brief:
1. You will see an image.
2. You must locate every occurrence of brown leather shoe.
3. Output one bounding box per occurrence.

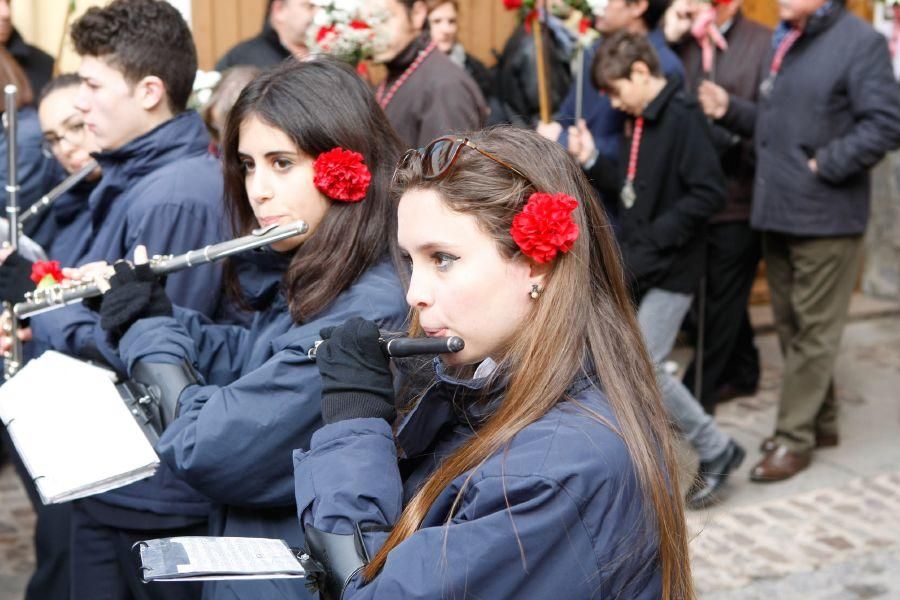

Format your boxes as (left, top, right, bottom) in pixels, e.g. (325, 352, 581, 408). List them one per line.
(760, 431, 839, 453)
(750, 445, 812, 482)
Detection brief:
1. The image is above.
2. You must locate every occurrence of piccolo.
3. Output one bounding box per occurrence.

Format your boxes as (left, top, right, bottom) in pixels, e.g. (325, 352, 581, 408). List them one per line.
(307, 335, 465, 359)
(19, 160, 98, 225)
(14, 220, 309, 319)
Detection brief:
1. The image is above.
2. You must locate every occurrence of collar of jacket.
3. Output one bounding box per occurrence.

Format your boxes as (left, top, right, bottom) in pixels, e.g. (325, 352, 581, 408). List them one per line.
(774, 0, 842, 46)
(53, 179, 97, 226)
(233, 246, 292, 310)
(385, 33, 431, 79)
(261, 23, 291, 60)
(91, 110, 211, 177)
(641, 76, 681, 122)
(394, 357, 599, 458)
(5, 28, 31, 61)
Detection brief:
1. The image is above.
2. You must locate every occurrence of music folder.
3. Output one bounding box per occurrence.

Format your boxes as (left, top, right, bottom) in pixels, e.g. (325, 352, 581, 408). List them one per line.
(135, 537, 309, 582)
(0, 351, 160, 504)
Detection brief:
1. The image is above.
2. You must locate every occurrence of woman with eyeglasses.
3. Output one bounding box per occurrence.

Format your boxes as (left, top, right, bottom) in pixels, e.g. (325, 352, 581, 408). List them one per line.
(0, 71, 103, 600)
(295, 127, 692, 599)
(90, 57, 408, 600)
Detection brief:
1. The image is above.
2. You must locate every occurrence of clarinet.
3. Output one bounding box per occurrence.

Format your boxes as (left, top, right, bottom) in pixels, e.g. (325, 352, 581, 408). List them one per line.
(3, 85, 22, 379)
(307, 335, 465, 359)
(14, 220, 309, 319)
(19, 160, 99, 226)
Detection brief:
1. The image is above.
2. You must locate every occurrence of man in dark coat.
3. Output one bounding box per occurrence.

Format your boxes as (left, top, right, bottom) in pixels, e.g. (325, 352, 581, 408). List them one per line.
(369, 0, 486, 148)
(0, 0, 53, 101)
(699, 0, 900, 481)
(666, 0, 771, 411)
(215, 0, 313, 70)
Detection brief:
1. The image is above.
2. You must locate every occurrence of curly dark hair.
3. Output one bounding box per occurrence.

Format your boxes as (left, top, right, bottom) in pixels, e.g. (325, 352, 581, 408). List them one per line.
(70, 0, 197, 113)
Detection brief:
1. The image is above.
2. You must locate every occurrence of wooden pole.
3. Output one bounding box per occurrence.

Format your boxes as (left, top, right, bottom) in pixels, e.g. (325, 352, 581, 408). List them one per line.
(532, 13, 551, 124)
(54, 1, 78, 76)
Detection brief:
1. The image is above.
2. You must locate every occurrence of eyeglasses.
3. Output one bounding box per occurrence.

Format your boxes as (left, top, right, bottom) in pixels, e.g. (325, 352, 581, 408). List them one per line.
(41, 120, 88, 159)
(398, 136, 530, 184)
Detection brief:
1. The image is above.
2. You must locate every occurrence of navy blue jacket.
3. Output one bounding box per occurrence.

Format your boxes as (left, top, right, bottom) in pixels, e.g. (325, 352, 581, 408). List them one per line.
(29, 111, 225, 367)
(294, 362, 662, 598)
(28, 178, 96, 261)
(25, 179, 97, 363)
(0, 107, 59, 215)
(118, 258, 407, 600)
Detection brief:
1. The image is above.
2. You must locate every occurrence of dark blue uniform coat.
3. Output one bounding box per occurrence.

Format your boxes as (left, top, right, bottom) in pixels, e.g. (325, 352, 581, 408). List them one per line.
(294, 362, 663, 598)
(29, 111, 225, 367)
(117, 259, 408, 600)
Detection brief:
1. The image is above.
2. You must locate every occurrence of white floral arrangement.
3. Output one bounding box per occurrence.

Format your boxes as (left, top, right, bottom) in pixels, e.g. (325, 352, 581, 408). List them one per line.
(585, 0, 609, 15)
(308, 0, 389, 65)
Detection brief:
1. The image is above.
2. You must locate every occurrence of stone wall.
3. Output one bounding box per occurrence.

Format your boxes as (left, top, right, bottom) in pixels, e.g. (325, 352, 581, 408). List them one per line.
(863, 151, 900, 300)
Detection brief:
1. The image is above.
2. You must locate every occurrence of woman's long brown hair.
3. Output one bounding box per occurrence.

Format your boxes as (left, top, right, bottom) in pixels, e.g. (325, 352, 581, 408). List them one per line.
(365, 127, 692, 598)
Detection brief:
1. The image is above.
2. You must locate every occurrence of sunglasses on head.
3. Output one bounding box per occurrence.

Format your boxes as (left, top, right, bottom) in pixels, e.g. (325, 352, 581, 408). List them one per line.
(398, 136, 530, 183)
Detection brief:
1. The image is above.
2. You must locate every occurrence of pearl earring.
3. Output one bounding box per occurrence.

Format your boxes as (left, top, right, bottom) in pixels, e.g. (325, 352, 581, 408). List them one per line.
(530, 284, 541, 299)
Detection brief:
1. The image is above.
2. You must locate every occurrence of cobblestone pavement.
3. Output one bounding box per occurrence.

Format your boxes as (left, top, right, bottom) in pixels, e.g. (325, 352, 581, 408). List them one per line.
(0, 308, 898, 599)
(689, 313, 900, 598)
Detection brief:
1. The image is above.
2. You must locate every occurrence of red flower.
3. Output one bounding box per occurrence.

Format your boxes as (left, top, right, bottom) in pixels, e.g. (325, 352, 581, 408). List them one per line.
(316, 25, 336, 43)
(30, 260, 65, 286)
(510, 193, 580, 264)
(313, 148, 372, 202)
(349, 20, 369, 30)
(579, 18, 592, 35)
(503, 0, 523, 9)
(523, 9, 539, 33)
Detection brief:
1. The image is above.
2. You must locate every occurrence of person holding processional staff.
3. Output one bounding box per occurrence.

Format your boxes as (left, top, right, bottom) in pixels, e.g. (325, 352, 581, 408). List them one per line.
(291, 126, 692, 598)
(89, 57, 407, 600)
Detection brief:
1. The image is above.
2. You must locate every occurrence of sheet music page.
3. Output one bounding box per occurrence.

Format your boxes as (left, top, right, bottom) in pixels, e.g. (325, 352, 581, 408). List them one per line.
(0, 351, 159, 503)
(139, 537, 305, 580)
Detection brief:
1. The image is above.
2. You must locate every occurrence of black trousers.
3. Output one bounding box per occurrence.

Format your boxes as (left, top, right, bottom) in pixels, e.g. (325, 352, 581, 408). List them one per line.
(4, 426, 71, 600)
(70, 503, 206, 600)
(684, 221, 761, 412)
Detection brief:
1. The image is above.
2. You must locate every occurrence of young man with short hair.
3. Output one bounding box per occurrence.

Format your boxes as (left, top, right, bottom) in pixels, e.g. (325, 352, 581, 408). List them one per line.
(367, 0, 486, 148)
(20, 2, 226, 598)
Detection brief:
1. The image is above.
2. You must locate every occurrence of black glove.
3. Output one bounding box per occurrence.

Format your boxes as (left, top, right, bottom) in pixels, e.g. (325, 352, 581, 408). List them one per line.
(315, 317, 395, 425)
(0, 252, 35, 303)
(98, 262, 173, 344)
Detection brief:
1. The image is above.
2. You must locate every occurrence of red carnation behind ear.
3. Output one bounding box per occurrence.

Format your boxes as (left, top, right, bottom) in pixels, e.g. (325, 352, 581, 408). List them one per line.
(510, 192, 580, 263)
(313, 148, 372, 202)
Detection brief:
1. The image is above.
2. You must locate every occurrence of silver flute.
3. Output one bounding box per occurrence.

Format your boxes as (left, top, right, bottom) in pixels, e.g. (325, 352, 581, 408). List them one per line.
(14, 220, 309, 319)
(19, 160, 99, 225)
(4, 84, 22, 379)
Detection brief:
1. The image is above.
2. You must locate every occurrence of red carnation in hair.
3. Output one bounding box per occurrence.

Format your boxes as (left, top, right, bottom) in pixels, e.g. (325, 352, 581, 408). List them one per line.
(30, 260, 65, 286)
(510, 193, 580, 263)
(313, 148, 372, 202)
